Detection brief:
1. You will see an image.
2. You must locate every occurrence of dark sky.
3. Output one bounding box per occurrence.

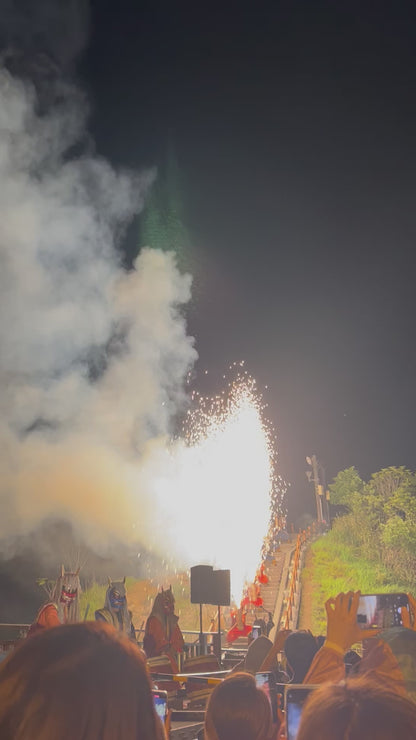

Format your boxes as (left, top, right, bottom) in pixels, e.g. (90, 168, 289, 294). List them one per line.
(80, 0, 416, 521)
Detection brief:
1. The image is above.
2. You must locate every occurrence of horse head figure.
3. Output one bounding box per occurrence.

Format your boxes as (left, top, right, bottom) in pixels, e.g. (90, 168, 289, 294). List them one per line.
(153, 585, 175, 616)
(148, 586, 178, 642)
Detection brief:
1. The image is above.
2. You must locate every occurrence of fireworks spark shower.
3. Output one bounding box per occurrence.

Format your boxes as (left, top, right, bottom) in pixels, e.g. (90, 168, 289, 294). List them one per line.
(144, 365, 285, 601)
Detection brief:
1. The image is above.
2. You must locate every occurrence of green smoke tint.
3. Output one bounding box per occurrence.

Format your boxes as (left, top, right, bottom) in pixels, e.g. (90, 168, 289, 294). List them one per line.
(139, 150, 189, 270)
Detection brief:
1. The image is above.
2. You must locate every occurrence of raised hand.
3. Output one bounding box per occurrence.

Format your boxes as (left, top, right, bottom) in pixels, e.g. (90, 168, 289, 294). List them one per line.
(325, 591, 379, 653)
(272, 627, 292, 651)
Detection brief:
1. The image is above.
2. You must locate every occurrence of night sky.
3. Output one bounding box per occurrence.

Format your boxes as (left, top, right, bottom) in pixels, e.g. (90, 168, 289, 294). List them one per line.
(66, 2, 416, 519)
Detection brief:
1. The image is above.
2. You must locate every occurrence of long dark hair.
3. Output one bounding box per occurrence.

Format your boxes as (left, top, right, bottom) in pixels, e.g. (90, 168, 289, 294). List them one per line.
(0, 621, 166, 740)
(205, 672, 275, 740)
(297, 677, 416, 740)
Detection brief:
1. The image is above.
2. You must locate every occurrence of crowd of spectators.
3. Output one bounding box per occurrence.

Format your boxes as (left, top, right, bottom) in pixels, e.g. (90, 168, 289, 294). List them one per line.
(0, 591, 416, 738)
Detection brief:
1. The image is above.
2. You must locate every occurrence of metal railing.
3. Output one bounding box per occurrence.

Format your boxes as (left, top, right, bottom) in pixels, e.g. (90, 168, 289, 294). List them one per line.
(280, 523, 316, 630)
(0, 626, 226, 657)
(135, 628, 228, 659)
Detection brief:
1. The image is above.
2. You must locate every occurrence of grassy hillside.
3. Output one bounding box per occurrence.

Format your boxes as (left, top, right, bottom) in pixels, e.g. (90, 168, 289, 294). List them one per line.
(299, 529, 413, 635)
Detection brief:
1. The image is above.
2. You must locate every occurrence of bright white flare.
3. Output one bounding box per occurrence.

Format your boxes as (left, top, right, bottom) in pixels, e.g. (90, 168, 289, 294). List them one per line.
(148, 373, 277, 601)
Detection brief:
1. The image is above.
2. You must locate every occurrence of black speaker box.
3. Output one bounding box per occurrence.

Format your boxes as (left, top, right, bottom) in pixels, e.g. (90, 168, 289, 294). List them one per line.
(209, 569, 231, 606)
(190, 565, 214, 604)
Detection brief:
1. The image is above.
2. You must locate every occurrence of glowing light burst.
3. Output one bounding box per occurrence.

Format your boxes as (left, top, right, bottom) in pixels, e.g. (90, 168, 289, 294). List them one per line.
(149, 367, 284, 602)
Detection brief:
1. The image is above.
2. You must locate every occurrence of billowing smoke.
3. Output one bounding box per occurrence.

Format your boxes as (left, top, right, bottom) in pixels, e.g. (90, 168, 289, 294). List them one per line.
(0, 62, 197, 560)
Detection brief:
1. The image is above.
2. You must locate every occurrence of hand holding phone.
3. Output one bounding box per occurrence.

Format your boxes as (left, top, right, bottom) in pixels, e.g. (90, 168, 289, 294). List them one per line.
(325, 591, 378, 651)
(356, 593, 409, 630)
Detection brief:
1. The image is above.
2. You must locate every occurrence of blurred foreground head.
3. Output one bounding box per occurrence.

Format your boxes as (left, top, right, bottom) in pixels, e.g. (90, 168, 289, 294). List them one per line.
(0, 621, 165, 740)
(297, 676, 416, 740)
(283, 630, 319, 683)
(205, 672, 276, 740)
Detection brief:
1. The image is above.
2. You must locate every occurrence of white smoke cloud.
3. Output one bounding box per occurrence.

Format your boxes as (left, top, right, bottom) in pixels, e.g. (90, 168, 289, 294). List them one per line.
(0, 67, 197, 556)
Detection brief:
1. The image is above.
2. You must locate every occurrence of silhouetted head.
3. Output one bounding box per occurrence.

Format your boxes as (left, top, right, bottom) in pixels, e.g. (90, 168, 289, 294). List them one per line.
(243, 636, 274, 673)
(297, 677, 416, 740)
(0, 621, 165, 740)
(284, 630, 319, 682)
(205, 672, 275, 740)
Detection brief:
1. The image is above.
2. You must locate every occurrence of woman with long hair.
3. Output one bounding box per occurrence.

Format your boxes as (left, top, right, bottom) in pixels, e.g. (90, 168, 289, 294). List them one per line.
(205, 672, 278, 740)
(297, 676, 416, 740)
(0, 621, 166, 740)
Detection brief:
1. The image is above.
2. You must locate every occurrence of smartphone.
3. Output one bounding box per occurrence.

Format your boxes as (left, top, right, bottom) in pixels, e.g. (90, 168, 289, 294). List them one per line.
(255, 671, 278, 722)
(356, 593, 409, 629)
(284, 685, 318, 740)
(152, 689, 168, 724)
(251, 626, 261, 640)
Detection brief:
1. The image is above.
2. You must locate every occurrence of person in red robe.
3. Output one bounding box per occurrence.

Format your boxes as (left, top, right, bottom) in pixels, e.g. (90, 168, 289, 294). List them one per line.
(143, 586, 184, 672)
(226, 607, 252, 644)
(257, 563, 269, 584)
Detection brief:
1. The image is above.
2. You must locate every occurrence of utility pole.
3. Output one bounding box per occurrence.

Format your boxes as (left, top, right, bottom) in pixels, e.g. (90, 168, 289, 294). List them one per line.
(306, 455, 325, 523)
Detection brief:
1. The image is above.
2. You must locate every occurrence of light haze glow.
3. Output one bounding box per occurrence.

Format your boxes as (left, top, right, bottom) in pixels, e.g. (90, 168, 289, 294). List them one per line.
(144, 373, 276, 600)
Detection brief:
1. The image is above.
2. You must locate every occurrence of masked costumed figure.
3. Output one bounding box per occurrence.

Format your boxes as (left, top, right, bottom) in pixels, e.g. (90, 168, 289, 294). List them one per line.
(226, 606, 252, 644)
(95, 577, 136, 640)
(28, 566, 81, 636)
(143, 586, 184, 672)
(257, 562, 269, 585)
(241, 582, 263, 609)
